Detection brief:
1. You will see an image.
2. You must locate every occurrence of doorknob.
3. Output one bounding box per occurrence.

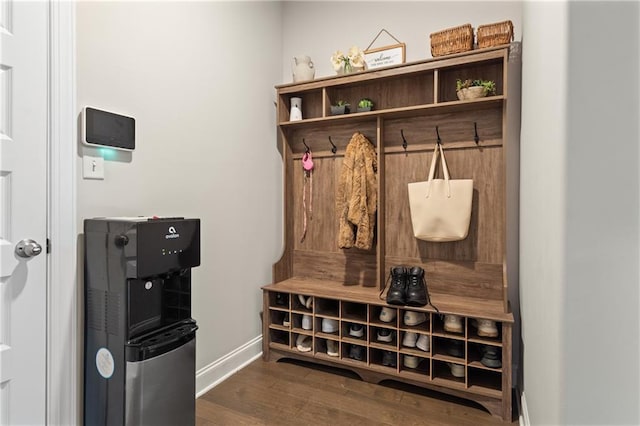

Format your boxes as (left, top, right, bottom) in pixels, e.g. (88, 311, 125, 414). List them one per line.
(15, 239, 43, 258)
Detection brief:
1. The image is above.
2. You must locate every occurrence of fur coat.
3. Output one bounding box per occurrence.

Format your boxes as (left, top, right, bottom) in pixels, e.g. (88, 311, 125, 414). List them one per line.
(336, 132, 377, 250)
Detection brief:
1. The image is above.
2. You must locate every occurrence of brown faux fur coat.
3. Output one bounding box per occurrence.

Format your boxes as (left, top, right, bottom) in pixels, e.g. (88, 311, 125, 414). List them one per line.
(336, 132, 377, 250)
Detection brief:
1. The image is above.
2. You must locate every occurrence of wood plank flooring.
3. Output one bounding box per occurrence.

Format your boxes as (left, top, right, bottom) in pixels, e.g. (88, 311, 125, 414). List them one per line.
(196, 359, 517, 425)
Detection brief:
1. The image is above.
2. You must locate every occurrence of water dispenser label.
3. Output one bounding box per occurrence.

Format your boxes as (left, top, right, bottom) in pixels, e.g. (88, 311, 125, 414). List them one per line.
(96, 348, 115, 379)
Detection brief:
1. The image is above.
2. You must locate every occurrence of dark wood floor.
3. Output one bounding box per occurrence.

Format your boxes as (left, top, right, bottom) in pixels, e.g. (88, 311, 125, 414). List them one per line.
(196, 358, 518, 425)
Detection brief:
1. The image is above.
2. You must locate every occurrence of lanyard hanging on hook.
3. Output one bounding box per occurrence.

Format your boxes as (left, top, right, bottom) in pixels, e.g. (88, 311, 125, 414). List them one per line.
(300, 147, 314, 243)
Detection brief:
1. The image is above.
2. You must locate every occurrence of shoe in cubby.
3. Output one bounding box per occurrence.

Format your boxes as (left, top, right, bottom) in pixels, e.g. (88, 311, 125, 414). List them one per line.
(382, 351, 397, 368)
(416, 334, 430, 352)
(296, 334, 312, 352)
(295, 294, 313, 311)
(348, 323, 365, 339)
(403, 355, 420, 369)
(471, 318, 499, 338)
(376, 328, 395, 343)
(348, 344, 366, 361)
(446, 340, 464, 358)
(321, 318, 339, 334)
(302, 314, 312, 330)
(326, 340, 339, 357)
(444, 314, 463, 333)
(379, 306, 397, 323)
(283, 313, 290, 327)
(402, 332, 418, 348)
(404, 310, 427, 327)
(479, 344, 501, 368)
(448, 362, 465, 378)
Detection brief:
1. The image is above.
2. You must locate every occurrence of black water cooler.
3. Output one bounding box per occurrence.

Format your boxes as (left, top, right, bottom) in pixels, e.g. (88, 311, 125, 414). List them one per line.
(84, 217, 201, 426)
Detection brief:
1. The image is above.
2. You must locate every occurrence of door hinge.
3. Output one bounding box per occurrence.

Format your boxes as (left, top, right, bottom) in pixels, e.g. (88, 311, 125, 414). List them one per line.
(46, 238, 51, 254)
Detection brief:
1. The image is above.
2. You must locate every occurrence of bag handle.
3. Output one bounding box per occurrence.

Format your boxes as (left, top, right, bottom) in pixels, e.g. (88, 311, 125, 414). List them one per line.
(426, 143, 451, 198)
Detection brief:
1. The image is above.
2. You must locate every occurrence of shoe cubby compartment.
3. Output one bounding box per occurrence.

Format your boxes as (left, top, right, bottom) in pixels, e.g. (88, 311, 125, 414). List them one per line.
(370, 305, 398, 327)
(369, 348, 397, 371)
(315, 298, 339, 317)
(399, 331, 430, 357)
(342, 322, 366, 344)
(268, 329, 289, 348)
(291, 313, 312, 333)
(467, 319, 502, 343)
(400, 309, 430, 332)
(269, 292, 290, 309)
(467, 368, 502, 396)
(467, 342, 502, 372)
(343, 343, 367, 363)
(432, 336, 466, 363)
(268, 310, 289, 330)
(369, 326, 397, 349)
(315, 316, 339, 339)
(432, 360, 466, 386)
(294, 332, 313, 354)
(292, 294, 313, 312)
(432, 314, 467, 337)
(399, 353, 430, 376)
(341, 301, 367, 322)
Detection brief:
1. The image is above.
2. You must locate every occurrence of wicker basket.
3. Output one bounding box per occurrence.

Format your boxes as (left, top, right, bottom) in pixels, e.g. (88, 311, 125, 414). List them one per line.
(430, 24, 474, 57)
(477, 20, 514, 49)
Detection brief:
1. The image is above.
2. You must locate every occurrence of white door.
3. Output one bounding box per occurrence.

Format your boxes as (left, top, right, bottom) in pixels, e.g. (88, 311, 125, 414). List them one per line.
(0, 1, 48, 424)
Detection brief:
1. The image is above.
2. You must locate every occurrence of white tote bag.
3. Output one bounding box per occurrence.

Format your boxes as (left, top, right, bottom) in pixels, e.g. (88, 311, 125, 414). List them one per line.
(408, 143, 473, 242)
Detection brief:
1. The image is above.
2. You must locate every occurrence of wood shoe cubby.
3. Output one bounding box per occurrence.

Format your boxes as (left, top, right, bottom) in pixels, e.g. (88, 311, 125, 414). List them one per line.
(262, 45, 520, 421)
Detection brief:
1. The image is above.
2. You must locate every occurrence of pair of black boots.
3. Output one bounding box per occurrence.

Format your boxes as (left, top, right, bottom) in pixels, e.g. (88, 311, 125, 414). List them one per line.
(386, 266, 430, 307)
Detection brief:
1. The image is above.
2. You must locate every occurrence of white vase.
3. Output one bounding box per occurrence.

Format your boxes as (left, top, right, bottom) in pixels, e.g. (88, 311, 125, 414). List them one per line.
(292, 56, 315, 83)
(290, 97, 302, 121)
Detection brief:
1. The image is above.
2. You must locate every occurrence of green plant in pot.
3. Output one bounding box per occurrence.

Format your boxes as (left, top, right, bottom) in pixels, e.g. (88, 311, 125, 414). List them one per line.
(357, 98, 374, 113)
(330, 100, 350, 115)
(456, 79, 496, 100)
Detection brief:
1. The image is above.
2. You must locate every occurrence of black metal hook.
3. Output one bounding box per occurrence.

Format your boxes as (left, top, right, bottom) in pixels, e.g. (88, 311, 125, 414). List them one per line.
(474, 122, 480, 144)
(401, 129, 408, 152)
(436, 126, 442, 145)
(302, 138, 310, 153)
(328, 136, 337, 154)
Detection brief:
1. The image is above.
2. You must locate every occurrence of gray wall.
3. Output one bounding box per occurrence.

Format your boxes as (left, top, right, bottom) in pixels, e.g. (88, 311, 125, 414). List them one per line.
(76, 1, 283, 374)
(521, 1, 640, 425)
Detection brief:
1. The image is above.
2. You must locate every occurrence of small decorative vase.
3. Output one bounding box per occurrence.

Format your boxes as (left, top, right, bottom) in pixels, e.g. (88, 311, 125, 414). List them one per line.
(290, 97, 302, 121)
(292, 55, 315, 83)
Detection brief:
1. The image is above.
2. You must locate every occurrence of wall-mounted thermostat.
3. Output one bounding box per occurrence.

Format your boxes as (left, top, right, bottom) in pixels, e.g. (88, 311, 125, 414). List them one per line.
(82, 106, 135, 151)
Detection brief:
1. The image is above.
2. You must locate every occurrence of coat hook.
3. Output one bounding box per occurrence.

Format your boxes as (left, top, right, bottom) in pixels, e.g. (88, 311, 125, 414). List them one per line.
(302, 138, 310, 153)
(328, 136, 337, 154)
(474, 122, 480, 144)
(401, 129, 408, 151)
(436, 126, 442, 145)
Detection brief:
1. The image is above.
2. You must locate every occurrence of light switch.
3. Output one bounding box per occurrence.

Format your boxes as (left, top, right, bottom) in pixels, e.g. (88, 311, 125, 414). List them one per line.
(83, 155, 104, 180)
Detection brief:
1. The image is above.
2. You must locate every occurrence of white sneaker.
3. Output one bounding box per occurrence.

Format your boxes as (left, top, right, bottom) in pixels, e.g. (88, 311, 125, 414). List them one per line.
(448, 362, 465, 378)
(472, 318, 499, 338)
(298, 295, 313, 309)
(326, 340, 339, 357)
(404, 311, 427, 326)
(321, 318, 339, 333)
(376, 328, 394, 342)
(402, 332, 418, 348)
(416, 334, 430, 352)
(404, 355, 419, 369)
(349, 323, 364, 338)
(302, 314, 312, 330)
(296, 334, 312, 352)
(444, 314, 463, 333)
(379, 307, 397, 323)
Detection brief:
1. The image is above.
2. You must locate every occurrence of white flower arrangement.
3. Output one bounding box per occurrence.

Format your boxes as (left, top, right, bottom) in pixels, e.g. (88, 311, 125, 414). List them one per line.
(330, 46, 365, 74)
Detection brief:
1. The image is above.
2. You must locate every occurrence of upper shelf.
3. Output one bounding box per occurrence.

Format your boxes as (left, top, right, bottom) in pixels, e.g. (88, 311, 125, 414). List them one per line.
(276, 46, 510, 94)
(278, 96, 505, 128)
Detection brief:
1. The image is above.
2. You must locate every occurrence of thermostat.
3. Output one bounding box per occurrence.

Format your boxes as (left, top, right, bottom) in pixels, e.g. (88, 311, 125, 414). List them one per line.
(82, 106, 135, 151)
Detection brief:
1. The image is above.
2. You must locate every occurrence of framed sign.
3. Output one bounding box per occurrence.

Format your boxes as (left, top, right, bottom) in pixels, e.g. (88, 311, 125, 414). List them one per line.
(364, 43, 406, 70)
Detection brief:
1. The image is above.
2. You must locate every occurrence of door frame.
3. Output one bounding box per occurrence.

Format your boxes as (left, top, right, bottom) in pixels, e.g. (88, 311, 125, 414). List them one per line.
(48, 1, 78, 424)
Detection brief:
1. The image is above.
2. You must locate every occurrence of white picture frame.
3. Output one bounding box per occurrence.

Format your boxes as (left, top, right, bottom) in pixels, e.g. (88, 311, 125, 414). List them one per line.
(364, 43, 406, 70)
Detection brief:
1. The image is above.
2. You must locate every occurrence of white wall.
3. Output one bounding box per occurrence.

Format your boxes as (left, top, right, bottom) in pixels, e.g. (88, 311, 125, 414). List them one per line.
(521, 1, 640, 425)
(281, 1, 523, 83)
(76, 0, 283, 382)
(520, 2, 568, 424)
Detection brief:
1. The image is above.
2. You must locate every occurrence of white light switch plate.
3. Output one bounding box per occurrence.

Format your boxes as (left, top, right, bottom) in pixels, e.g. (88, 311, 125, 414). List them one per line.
(83, 155, 104, 179)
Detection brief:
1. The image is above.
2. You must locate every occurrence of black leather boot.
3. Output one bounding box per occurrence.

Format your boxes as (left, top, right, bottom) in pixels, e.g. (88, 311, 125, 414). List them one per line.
(406, 266, 428, 307)
(386, 266, 407, 305)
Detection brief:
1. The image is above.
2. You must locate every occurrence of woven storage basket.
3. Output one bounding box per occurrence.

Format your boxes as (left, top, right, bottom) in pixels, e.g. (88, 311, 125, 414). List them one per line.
(477, 20, 514, 49)
(430, 24, 474, 57)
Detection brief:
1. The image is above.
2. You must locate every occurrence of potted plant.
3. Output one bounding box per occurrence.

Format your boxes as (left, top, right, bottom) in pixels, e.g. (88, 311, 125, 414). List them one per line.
(456, 79, 496, 100)
(357, 98, 374, 113)
(330, 100, 350, 115)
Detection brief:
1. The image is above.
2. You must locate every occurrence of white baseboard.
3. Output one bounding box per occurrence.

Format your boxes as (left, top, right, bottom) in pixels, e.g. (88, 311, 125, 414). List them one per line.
(519, 390, 530, 426)
(195, 335, 263, 397)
